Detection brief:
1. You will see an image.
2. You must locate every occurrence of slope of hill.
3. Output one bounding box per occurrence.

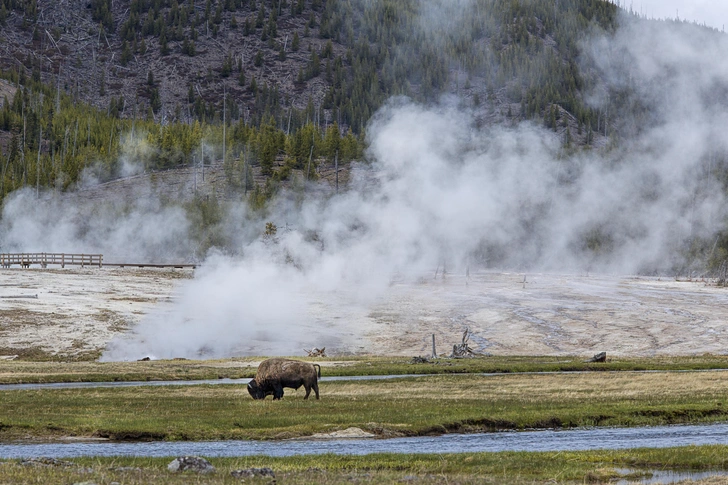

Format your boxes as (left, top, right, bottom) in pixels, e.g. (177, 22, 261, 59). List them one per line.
(0, 0, 332, 124)
(0, 0, 624, 142)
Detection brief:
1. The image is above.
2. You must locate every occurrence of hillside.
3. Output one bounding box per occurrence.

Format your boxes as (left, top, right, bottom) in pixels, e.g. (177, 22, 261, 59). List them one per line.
(0, 0, 621, 142)
(1, 0, 728, 276)
(1, 0, 331, 123)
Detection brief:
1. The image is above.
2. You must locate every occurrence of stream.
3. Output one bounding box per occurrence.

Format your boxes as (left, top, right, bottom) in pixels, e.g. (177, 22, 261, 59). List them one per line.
(1, 423, 727, 459)
(0, 374, 423, 391)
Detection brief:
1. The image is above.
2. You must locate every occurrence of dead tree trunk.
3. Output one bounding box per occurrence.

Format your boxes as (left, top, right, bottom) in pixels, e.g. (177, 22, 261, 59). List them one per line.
(450, 328, 478, 358)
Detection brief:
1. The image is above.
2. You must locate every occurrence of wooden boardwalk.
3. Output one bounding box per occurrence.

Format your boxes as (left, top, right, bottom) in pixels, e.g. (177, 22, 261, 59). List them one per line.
(0, 253, 195, 269)
(104, 263, 197, 269)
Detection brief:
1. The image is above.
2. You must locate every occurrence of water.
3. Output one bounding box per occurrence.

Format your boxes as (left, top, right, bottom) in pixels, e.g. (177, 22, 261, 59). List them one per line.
(615, 468, 728, 485)
(1, 423, 727, 459)
(0, 374, 430, 391)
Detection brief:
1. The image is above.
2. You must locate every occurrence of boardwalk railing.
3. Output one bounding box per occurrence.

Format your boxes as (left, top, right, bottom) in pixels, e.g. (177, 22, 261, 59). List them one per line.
(0, 253, 196, 269)
(0, 253, 103, 268)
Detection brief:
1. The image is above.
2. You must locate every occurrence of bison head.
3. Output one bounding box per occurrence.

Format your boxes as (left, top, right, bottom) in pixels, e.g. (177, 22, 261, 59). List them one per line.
(247, 380, 266, 400)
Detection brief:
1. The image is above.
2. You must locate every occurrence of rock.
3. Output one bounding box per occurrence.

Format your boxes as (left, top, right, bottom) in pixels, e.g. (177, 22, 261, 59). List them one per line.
(167, 456, 215, 474)
(20, 457, 75, 467)
(230, 467, 276, 478)
(585, 351, 607, 363)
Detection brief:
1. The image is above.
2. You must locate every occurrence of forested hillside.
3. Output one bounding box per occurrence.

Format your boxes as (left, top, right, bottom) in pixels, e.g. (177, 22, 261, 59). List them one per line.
(1, 0, 728, 273)
(0, 0, 619, 130)
(0, 0, 627, 198)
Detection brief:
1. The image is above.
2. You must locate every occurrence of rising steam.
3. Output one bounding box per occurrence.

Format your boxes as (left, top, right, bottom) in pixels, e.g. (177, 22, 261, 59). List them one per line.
(2, 10, 728, 359)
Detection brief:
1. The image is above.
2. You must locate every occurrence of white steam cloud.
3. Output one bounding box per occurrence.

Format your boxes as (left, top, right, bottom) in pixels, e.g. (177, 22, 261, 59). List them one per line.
(2, 11, 728, 359)
(0, 188, 192, 262)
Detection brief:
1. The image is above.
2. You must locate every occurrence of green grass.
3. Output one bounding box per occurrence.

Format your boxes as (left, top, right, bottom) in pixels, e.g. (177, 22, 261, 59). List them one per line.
(2, 446, 728, 484)
(2, 355, 728, 384)
(1, 372, 728, 441)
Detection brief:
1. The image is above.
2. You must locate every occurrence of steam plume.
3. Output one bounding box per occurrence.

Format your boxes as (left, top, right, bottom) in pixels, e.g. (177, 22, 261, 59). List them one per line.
(3, 11, 728, 359)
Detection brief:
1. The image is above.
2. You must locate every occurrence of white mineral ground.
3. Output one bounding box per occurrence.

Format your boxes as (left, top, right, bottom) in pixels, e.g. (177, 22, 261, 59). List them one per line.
(0, 267, 726, 358)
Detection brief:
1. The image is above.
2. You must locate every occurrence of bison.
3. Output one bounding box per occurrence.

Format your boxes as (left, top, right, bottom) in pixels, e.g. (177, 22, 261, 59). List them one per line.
(247, 358, 321, 400)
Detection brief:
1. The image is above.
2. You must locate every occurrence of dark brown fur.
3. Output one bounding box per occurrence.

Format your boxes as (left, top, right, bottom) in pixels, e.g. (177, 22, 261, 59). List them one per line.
(247, 358, 321, 400)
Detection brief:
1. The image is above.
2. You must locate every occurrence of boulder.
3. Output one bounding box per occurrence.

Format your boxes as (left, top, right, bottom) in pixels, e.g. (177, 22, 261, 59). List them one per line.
(167, 456, 215, 474)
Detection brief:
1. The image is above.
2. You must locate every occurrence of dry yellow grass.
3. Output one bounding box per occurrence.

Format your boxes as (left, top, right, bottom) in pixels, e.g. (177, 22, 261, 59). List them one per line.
(323, 371, 728, 402)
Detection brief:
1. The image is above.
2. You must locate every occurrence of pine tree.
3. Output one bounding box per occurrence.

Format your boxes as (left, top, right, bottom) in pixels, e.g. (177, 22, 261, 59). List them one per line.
(120, 40, 132, 66)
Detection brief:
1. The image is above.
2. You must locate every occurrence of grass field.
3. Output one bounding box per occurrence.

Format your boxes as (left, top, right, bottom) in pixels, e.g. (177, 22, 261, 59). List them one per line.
(1, 370, 728, 441)
(3, 447, 728, 484)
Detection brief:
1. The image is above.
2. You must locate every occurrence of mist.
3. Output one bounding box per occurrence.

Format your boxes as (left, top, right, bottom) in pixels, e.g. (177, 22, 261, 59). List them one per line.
(0, 188, 193, 263)
(2, 8, 728, 359)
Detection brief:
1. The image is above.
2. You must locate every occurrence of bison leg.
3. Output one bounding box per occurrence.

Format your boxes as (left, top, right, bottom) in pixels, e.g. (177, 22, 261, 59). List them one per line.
(273, 384, 284, 400)
(303, 384, 311, 399)
(313, 381, 319, 400)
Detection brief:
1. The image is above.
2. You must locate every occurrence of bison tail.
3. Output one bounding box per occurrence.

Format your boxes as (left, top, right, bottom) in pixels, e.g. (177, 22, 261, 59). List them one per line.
(313, 363, 321, 378)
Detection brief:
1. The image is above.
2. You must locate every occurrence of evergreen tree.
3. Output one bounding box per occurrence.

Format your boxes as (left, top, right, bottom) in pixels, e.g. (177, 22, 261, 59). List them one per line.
(120, 40, 132, 66)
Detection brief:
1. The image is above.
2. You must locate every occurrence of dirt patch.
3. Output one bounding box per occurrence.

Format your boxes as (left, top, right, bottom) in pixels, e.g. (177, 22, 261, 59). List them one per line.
(0, 268, 190, 358)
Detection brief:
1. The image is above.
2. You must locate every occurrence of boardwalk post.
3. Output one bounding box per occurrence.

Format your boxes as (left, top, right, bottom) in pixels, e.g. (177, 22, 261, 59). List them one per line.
(99, 254, 103, 268)
(81, 254, 84, 268)
(61, 253, 65, 268)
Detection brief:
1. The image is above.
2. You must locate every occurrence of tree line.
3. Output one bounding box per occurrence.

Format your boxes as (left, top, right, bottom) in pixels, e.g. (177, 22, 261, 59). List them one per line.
(0, 66, 362, 203)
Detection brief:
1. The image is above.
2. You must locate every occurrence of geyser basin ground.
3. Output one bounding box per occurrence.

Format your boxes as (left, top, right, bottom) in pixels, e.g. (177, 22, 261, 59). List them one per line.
(0, 268, 726, 359)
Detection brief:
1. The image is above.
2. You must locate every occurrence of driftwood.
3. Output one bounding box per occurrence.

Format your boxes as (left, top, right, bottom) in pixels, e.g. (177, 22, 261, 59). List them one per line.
(584, 351, 607, 363)
(304, 347, 326, 357)
(450, 328, 479, 358)
(411, 356, 431, 364)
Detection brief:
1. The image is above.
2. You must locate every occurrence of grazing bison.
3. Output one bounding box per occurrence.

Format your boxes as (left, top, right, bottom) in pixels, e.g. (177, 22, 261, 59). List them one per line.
(247, 358, 321, 400)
